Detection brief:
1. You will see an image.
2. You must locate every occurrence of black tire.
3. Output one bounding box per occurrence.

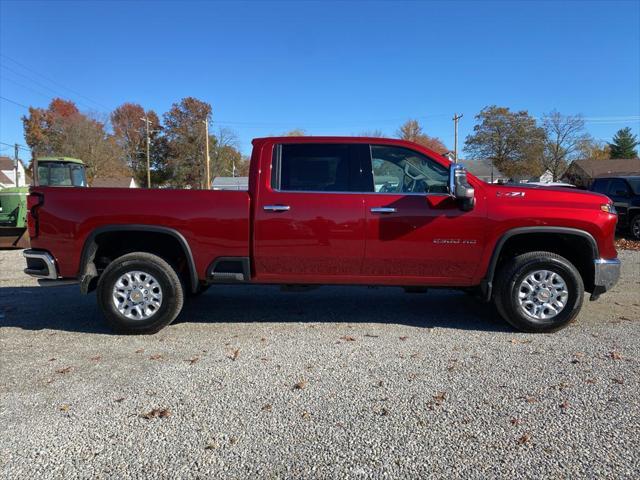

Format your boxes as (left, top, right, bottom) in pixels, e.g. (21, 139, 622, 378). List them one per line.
(493, 251, 584, 333)
(630, 213, 640, 240)
(97, 252, 184, 334)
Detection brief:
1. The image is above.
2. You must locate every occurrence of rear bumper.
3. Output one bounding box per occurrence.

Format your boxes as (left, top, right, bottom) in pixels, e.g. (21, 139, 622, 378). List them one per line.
(591, 258, 621, 300)
(23, 249, 58, 279)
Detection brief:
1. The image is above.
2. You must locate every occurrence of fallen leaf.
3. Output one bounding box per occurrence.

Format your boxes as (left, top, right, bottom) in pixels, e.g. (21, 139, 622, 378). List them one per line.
(585, 378, 596, 384)
(90, 355, 101, 361)
(339, 335, 356, 342)
(114, 397, 125, 403)
(510, 417, 523, 426)
(48, 358, 56, 362)
(510, 338, 532, 344)
(364, 334, 379, 338)
(229, 436, 238, 445)
(301, 411, 311, 419)
(55, 366, 72, 374)
(559, 400, 570, 410)
(261, 404, 272, 412)
(516, 433, 531, 445)
(609, 351, 622, 360)
(292, 379, 307, 390)
(228, 349, 241, 361)
(433, 391, 446, 405)
(59, 404, 70, 412)
(140, 408, 171, 419)
(187, 356, 199, 365)
(135, 348, 144, 354)
(380, 407, 389, 416)
(149, 354, 163, 361)
(376, 380, 384, 387)
(205, 441, 219, 450)
(612, 378, 624, 384)
(399, 336, 408, 341)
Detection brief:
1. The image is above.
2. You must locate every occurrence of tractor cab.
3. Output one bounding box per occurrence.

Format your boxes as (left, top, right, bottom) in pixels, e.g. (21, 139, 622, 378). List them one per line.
(36, 157, 87, 187)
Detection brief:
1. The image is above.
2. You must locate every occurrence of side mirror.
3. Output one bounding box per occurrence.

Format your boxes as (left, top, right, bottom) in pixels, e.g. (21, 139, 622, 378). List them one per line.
(449, 164, 475, 211)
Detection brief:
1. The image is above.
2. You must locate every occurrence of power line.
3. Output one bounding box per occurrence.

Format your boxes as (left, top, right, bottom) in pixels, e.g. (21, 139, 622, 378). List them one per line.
(0, 54, 109, 109)
(0, 141, 30, 152)
(0, 95, 29, 109)
(0, 64, 95, 110)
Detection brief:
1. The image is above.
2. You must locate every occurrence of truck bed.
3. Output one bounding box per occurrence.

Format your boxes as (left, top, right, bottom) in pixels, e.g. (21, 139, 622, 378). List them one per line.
(29, 186, 251, 279)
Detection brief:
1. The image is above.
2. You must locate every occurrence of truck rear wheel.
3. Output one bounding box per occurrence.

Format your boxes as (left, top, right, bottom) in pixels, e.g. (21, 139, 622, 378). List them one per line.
(97, 252, 184, 334)
(493, 251, 584, 333)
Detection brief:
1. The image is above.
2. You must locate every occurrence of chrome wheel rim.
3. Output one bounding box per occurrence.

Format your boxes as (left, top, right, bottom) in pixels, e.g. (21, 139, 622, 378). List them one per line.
(112, 271, 163, 320)
(516, 270, 569, 321)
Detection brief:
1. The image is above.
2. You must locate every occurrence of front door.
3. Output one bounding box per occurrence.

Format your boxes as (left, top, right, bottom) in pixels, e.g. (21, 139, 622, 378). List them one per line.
(253, 143, 368, 283)
(361, 144, 487, 285)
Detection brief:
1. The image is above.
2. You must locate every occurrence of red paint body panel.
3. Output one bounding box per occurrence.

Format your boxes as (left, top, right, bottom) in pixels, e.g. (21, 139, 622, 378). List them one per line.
(28, 136, 618, 288)
(29, 187, 250, 279)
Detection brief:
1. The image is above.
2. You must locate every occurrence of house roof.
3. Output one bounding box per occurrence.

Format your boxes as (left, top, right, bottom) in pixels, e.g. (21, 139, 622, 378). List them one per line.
(458, 159, 507, 179)
(91, 176, 135, 188)
(0, 156, 16, 171)
(568, 158, 640, 178)
(0, 170, 13, 184)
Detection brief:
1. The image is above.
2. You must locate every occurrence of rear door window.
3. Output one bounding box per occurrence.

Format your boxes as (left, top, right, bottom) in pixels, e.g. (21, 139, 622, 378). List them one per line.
(272, 143, 367, 192)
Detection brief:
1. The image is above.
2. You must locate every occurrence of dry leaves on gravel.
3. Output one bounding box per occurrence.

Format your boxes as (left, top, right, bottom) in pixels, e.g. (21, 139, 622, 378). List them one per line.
(292, 379, 307, 390)
(140, 408, 171, 419)
(55, 366, 72, 374)
(615, 237, 640, 251)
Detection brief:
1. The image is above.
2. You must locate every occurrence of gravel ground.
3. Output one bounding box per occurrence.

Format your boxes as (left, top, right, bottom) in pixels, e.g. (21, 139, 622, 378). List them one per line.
(1, 248, 639, 479)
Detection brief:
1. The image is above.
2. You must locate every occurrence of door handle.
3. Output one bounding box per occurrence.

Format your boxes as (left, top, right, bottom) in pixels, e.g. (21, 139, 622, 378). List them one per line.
(263, 205, 291, 212)
(370, 207, 397, 214)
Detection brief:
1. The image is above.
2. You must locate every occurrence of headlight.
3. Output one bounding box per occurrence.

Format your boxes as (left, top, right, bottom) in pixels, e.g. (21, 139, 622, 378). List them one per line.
(601, 203, 617, 214)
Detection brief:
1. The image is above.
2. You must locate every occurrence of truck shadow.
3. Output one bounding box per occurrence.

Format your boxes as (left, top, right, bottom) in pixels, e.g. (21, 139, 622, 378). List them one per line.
(0, 284, 512, 334)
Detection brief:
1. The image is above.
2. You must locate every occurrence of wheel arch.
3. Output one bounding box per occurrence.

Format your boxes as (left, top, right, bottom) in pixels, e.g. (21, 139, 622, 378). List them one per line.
(481, 227, 599, 300)
(78, 225, 199, 294)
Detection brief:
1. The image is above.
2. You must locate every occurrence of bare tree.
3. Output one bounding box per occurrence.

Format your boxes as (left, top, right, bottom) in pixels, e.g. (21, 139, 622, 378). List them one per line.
(358, 129, 385, 137)
(282, 129, 306, 136)
(396, 119, 447, 153)
(211, 127, 243, 177)
(541, 111, 589, 180)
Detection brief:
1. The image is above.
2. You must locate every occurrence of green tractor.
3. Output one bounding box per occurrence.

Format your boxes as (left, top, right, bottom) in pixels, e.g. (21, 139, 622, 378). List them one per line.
(0, 157, 87, 248)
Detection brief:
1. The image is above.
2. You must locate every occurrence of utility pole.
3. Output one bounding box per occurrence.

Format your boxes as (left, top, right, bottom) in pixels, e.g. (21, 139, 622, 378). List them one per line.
(203, 118, 211, 189)
(14, 143, 20, 187)
(141, 116, 152, 188)
(452, 113, 463, 163)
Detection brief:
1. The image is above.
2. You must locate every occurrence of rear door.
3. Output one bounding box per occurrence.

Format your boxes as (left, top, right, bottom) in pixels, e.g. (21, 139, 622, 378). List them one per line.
(360, 144, 486, 285)
(253, 142, 369, 282)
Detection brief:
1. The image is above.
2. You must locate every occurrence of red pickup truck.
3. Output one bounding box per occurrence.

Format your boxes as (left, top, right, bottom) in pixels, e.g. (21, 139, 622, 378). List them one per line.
(23, 136, 621, 334)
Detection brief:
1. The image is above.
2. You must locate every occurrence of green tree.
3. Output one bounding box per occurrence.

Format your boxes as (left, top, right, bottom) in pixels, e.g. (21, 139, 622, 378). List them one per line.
(163, 97, 212, 188)
(609, 127, 639, 158)
(210, 127, 243, 178)
(396, 119, 447, 153)
(464, 106, 545, 179)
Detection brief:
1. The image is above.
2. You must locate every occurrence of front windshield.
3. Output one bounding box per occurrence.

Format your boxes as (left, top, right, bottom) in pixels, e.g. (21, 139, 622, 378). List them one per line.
(626, 178, 640, 195)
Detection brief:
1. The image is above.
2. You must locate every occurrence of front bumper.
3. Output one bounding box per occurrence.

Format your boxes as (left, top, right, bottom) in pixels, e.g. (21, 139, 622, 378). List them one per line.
(591, 258, 621, 300)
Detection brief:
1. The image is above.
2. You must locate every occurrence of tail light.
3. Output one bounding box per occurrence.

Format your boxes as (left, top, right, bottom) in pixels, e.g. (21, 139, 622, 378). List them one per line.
(27, 192, 44, 238)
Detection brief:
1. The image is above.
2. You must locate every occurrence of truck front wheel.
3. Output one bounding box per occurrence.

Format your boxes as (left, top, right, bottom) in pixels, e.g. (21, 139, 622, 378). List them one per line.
(493, 251, 584, 333)
(97, 252, 184, 334)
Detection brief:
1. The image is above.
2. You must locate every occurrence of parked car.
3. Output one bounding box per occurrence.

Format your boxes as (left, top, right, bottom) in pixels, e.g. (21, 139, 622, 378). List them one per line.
(23, 137, 620, 334)
(590, 176, 640, 240)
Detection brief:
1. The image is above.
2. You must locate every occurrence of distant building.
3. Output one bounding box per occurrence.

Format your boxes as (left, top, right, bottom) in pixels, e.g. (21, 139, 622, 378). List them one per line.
(458, 159, 508, 183)
(562, 158, 640, 188)
(91, 175, 139, 188)
(0, 156, 27, 188)
(212, 176, 248, 191)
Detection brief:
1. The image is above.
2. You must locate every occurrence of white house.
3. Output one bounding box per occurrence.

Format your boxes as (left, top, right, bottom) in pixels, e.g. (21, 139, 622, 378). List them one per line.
(0, 156, 28, 188)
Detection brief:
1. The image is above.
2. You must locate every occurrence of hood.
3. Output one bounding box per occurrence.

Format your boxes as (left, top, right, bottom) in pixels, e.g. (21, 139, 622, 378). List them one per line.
(485, 183, 611, 207)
